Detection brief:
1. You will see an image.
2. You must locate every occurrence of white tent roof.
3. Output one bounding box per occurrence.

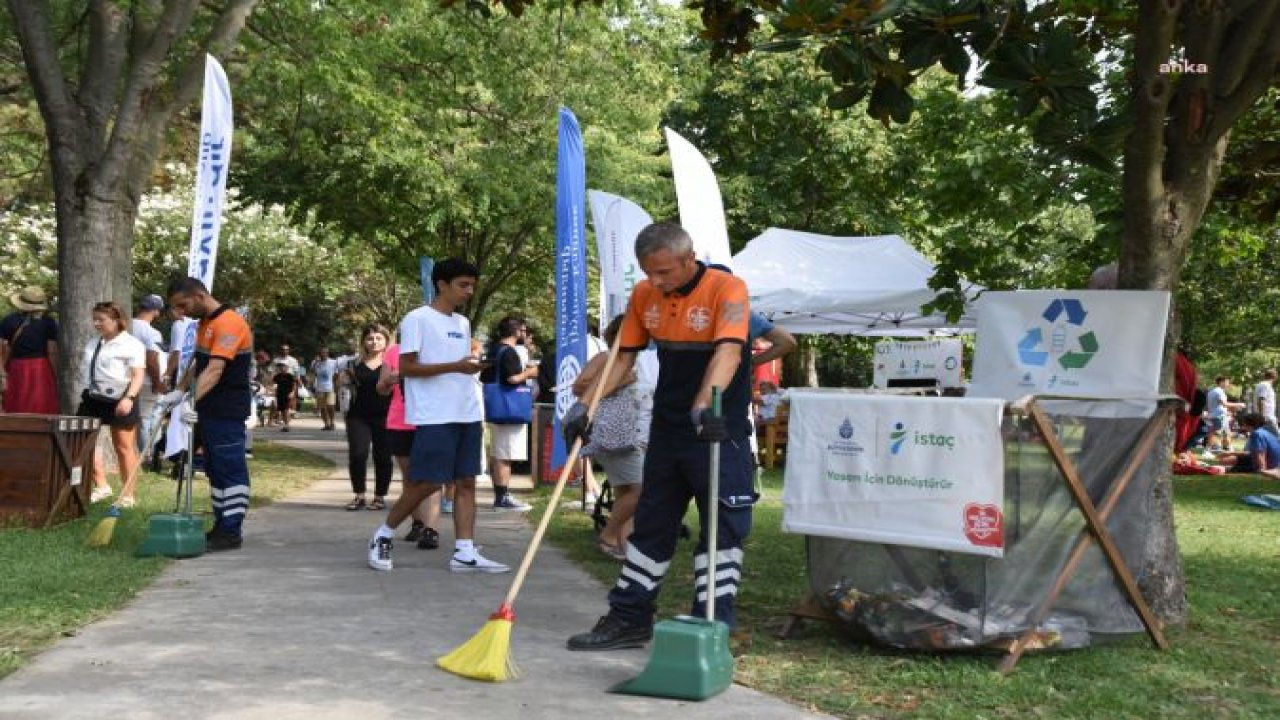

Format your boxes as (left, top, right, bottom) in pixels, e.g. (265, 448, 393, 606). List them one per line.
(732, 228, 982, 336)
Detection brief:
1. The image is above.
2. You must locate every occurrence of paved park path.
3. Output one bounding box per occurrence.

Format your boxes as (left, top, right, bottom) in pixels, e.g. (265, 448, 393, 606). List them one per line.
(0, 417, 825, 719)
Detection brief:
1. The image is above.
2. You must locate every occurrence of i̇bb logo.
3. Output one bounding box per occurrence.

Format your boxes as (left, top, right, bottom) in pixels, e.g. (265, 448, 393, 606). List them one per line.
(963, 503, 1004, 548)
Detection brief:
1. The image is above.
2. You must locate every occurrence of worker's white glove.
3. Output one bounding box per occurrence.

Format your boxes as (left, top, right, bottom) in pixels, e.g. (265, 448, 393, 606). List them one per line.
(179, 399, 199, 426)
(161, 390, 186, 409)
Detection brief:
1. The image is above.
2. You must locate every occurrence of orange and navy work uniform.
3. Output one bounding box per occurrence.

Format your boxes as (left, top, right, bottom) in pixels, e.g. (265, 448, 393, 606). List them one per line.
(620, 262, 752, 439)
(608, 261, 756, 629)
(194, 304, 254, 420)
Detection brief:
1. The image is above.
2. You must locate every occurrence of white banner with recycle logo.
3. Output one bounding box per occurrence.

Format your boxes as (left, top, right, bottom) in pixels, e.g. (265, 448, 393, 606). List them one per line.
(966, 290, 1169, 402)
(782, 391, 1007, 557)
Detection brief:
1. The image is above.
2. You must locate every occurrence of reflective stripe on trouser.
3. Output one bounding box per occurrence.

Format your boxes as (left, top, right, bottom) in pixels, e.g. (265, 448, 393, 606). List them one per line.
(200, 418, 251, 536)
(607, 433, 757, 628)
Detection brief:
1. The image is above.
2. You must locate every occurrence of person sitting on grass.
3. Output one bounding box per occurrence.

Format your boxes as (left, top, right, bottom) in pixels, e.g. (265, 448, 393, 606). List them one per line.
(1215, 412, 1280, 474)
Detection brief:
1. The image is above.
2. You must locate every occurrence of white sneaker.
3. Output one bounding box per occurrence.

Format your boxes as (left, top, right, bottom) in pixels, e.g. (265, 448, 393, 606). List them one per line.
(450, 550, 510, 574)
(368, 537, 393, 571)
(90, 486, 113, 504)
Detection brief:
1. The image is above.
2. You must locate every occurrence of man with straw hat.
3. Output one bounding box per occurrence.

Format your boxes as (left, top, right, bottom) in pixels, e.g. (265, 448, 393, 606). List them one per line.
(0, 286, 60, 414)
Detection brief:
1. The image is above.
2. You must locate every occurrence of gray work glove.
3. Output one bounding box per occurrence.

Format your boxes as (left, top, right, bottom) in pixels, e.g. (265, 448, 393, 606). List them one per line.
(562, 402, 592, 446)
(690, 407, 727, 442)
(179, 398, 199, 426)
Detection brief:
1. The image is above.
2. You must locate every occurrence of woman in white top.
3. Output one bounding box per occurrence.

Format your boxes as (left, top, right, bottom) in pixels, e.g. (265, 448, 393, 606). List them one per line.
(77, 301, 146, 507)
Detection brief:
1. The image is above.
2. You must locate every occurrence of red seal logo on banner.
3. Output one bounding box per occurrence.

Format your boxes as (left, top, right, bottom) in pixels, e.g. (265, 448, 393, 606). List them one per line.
(963, 503, 1004, 548)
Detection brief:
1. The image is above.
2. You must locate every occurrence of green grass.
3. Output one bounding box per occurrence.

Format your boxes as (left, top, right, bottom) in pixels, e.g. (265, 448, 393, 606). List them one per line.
(537, 471, 1280, 719)
(0, 442, 331, 679)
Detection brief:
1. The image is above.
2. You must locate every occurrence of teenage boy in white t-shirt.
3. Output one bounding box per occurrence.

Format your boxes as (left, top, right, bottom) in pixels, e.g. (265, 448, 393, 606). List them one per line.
(367, 258, 510, 574)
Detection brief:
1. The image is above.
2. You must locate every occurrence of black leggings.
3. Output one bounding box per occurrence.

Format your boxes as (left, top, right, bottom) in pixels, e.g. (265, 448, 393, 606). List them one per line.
(346, 412, 392, 496)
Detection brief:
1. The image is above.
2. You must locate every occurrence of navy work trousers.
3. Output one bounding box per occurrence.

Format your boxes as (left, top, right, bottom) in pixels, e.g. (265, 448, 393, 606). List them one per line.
(607, 430, 757, 627)
(201, 419, 251, 537)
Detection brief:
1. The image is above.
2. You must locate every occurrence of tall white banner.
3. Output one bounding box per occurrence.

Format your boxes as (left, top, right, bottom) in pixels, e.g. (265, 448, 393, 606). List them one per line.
(873, 339, 964, 388)
(664, 128, 733, 267)
(588, 190, 652, 323)
(967, 290, 1169, 402)
(783, 391, 1007, 557)
(169, 55, 233, 459)
(187, 54, 233, 291)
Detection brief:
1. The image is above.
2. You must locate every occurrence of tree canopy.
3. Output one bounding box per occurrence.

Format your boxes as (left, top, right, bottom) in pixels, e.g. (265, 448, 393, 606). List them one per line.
(232, 0, 693, 327)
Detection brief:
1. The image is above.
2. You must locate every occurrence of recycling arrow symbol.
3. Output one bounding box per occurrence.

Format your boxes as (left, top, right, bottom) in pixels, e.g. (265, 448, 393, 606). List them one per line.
(1058, 331, 1099, 369)
(1043, 299, 1087, 325)
(1017, 327, 1048, 366)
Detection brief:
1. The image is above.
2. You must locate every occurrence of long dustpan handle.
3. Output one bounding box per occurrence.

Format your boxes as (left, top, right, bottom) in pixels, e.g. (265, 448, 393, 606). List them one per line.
(501, 327, 626, 609)
(182, 368, 198, 515)
(705, 386, 722, 622)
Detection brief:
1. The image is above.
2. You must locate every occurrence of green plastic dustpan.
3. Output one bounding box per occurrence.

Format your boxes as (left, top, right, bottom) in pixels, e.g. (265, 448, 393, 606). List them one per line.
(136, 512, 206, 558)
(612, 388, 734, 701)
(612, 615, 733, 700)
(137, 407, 205, 559)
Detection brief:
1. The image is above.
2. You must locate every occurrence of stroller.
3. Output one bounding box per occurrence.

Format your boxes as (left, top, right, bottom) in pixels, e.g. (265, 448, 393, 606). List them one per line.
(591, 478, 614, 533)
(589, 476, 689, 540)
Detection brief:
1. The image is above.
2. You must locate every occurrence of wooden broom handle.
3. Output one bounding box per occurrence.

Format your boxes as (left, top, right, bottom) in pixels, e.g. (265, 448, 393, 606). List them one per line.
(502, 327, 626, 607)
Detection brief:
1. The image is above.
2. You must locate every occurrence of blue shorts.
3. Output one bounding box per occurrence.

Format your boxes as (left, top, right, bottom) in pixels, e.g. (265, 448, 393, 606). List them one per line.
(408, 422, 483, 484)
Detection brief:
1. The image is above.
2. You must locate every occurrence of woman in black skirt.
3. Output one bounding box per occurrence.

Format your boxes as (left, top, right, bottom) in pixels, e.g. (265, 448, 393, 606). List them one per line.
(78, 301, 146, 507)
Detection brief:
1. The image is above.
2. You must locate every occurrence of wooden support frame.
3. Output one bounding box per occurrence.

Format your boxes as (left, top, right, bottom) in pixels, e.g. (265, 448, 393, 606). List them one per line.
(997, 398, 1176, 674)
(777, 591, 838, 640)
(42, 419, 98, 528)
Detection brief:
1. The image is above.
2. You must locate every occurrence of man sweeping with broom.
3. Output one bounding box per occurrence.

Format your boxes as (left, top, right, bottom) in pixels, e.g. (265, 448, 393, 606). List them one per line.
(166, 277, 254, 551)
(564, 222, 757, 651)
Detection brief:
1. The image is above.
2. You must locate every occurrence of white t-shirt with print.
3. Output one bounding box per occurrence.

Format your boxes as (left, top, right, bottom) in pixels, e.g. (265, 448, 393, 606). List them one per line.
(311, 358, 338, 392)
(400, 305, 482, 425)
(82, 331, 146, 398)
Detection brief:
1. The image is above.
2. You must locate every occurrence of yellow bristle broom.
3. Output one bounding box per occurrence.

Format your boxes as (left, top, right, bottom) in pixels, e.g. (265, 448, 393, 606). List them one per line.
(87, 504, 123, 547)
(438, 329, 622, 681)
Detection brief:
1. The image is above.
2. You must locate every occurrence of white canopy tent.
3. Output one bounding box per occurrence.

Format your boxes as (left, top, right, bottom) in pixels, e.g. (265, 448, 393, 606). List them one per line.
(732, 228, 983, 336)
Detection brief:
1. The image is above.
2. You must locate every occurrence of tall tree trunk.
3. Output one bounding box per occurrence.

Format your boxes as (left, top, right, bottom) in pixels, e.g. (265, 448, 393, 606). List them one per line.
(112, 211, 137, 312)
(1116, 157, 1221, 627)
(1112, 0, 1274, 625)
(783, 336, 819, 388)
(54, 191, 136, 411)
(8, 0, 260, 410)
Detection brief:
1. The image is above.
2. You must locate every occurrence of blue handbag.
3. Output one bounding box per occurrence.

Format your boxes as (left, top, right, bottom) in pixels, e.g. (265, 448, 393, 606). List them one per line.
(483, 346, 533, 424)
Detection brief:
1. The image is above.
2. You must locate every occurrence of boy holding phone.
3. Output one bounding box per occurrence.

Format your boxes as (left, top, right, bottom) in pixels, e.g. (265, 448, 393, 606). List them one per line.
(366, 258, 509, 574)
